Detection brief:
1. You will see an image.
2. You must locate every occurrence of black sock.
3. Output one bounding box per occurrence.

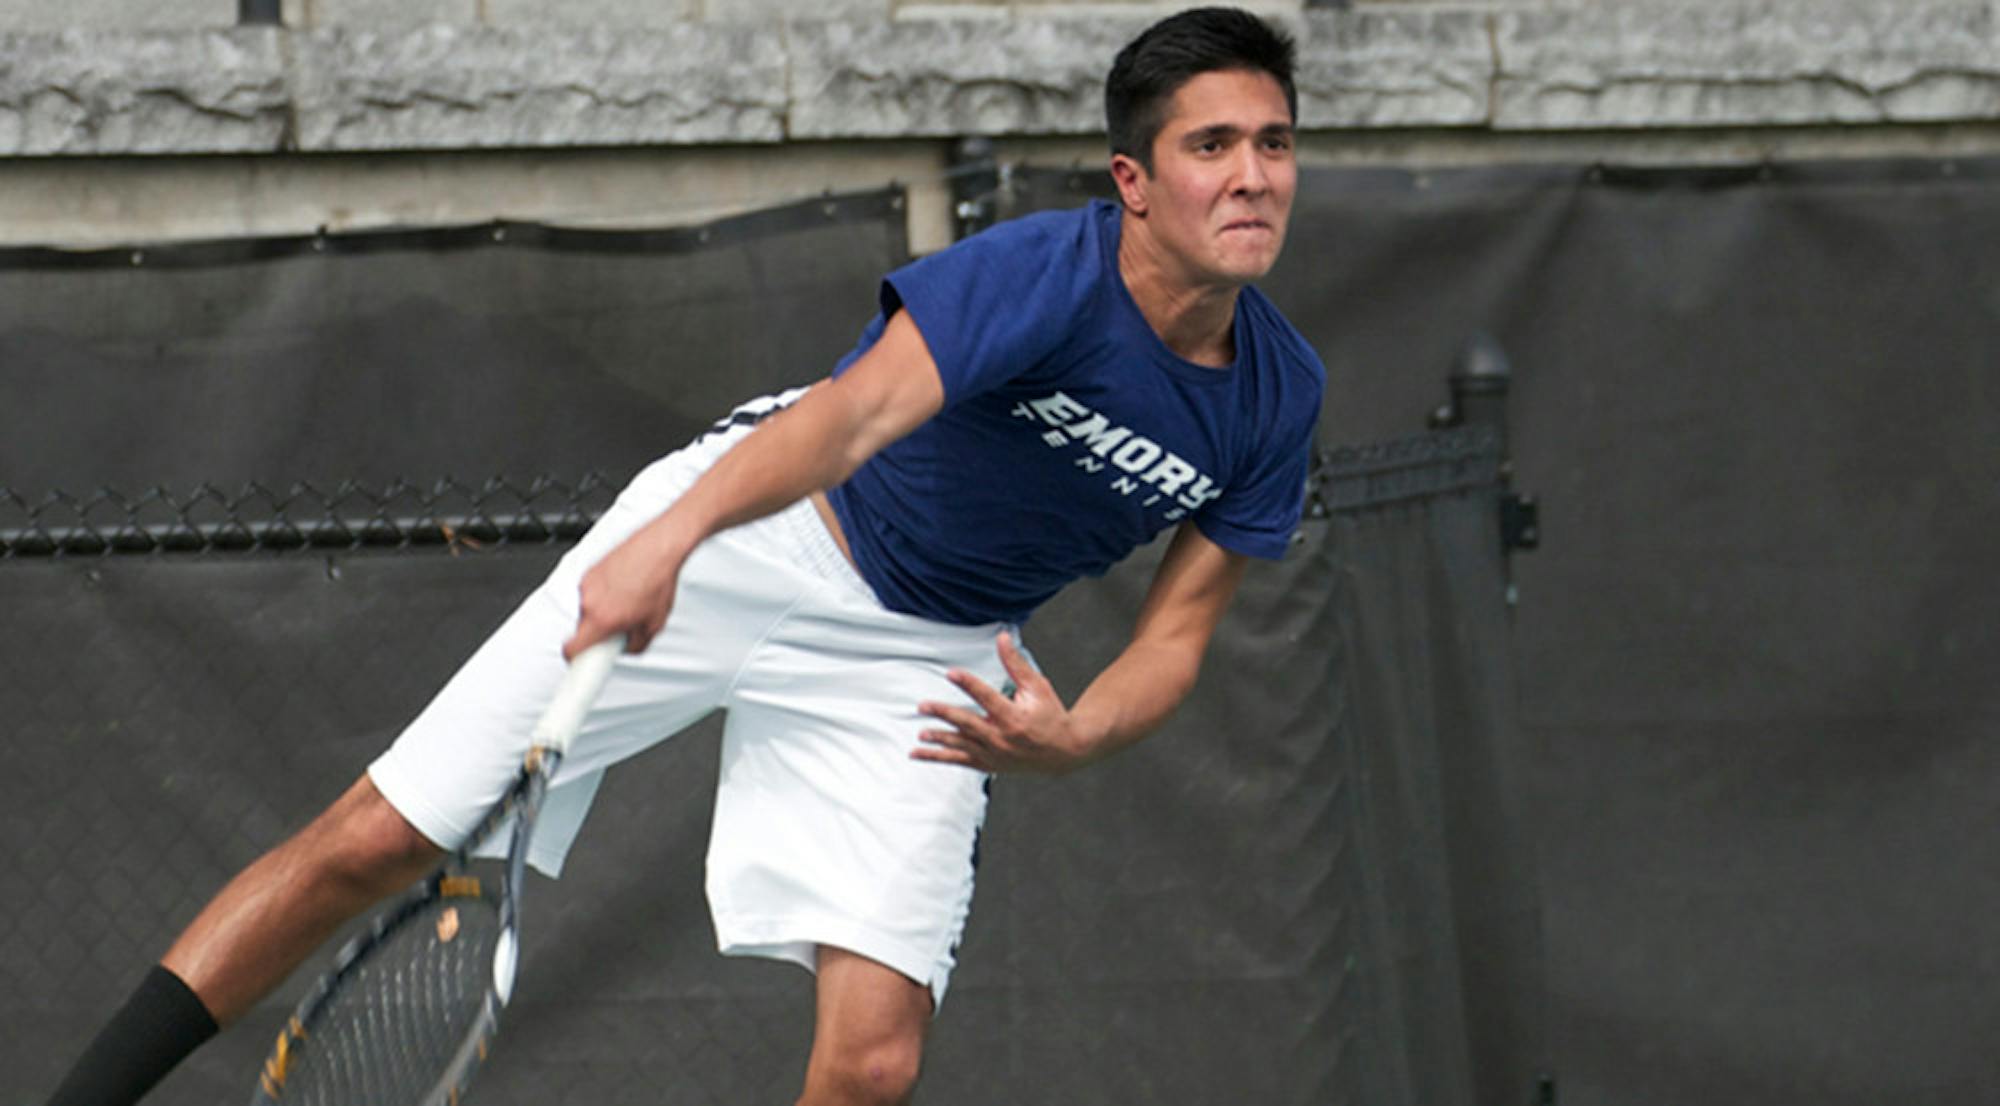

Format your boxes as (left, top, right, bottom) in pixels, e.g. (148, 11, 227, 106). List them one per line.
(48, 965, 220, 1106)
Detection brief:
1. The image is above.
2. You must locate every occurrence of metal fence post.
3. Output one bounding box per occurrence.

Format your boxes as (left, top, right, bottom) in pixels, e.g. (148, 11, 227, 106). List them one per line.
(1433, 335, 1539, 559)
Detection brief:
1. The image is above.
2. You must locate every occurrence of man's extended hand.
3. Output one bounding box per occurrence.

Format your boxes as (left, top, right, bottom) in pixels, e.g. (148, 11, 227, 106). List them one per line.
(564, 523, 688, 660)
(914, 632, 1096, 775)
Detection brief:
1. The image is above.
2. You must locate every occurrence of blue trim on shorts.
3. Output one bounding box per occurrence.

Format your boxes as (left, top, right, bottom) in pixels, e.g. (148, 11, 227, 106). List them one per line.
(951, 775, 994, 964)
(700, 396, 796, 444)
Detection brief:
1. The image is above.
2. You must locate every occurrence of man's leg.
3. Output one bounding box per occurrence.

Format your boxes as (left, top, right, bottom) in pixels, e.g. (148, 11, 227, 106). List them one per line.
(796, 947, 934, 1106)
(163, 773, 442, 1023)
(48, 774, 440, 1106)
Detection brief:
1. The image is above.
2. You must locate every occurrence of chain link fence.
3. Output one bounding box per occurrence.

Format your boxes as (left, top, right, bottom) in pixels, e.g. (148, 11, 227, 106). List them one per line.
(2, 429, 1531, 1106)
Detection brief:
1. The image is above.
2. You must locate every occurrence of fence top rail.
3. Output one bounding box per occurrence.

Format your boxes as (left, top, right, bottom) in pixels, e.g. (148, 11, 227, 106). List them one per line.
(2, 429, 1498, 559)
(1309, 425, 1501, 517)
(0, 475, 620, 559)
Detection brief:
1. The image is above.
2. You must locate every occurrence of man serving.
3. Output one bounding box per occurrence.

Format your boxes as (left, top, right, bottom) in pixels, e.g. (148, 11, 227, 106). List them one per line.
(50, 8, 1324, 1105)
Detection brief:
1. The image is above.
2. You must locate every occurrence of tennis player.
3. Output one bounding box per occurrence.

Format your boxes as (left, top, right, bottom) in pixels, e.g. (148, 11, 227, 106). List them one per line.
(49, 7, 1323, 1104)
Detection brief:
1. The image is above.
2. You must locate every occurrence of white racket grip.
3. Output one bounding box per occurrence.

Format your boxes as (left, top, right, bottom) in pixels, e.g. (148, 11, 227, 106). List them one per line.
(530, 636, 624, 754)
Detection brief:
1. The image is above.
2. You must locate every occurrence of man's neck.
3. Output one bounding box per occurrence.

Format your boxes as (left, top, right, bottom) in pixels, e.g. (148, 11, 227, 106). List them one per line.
(1117, 217, 1241, 369)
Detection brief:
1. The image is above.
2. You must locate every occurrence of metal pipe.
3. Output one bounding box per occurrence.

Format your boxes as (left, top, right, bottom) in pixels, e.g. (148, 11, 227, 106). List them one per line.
(947, 135, 1000, 241)
(1430, 334, 1540, 557)
(1432, 332, 1511, 440)
(1, 512, 594, 558)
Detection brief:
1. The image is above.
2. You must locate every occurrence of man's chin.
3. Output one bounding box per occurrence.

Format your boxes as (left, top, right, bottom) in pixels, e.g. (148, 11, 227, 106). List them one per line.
(1211, 238, 1284, 284)
(1217, 253, 1280, 286)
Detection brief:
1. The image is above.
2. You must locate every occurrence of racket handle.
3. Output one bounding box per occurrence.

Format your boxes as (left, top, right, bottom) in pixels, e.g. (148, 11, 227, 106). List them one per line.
(531, 635, 624, 754)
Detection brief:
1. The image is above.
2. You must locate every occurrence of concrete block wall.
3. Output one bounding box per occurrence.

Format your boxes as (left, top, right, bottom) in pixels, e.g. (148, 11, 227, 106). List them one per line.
(0, 0, 1270, 31)
(2, 0, 1999, 249)
(6, 1, 1997, 150)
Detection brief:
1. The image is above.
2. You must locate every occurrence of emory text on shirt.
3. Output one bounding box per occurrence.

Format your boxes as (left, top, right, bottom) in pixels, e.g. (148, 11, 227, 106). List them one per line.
(1014, 391, 1225, 521)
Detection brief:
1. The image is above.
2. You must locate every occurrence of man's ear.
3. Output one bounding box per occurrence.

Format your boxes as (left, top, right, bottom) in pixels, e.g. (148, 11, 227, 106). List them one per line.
(1109, 153, 1149, 216)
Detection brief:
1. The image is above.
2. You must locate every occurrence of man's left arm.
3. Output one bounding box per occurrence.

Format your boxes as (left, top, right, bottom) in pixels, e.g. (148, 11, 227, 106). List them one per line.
(914, 522, 1249, 776)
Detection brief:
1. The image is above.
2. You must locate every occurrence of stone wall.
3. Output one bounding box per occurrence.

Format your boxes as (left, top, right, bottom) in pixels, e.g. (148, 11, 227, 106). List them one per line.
(6, 3, 1998, 154)
(2, 1, 1998, 247)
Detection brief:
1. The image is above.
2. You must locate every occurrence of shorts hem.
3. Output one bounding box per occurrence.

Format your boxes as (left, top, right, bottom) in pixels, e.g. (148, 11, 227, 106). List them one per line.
(368, 754, 583, 878)
(367, 755, 471, 855)
(716, 914, 954, 1011)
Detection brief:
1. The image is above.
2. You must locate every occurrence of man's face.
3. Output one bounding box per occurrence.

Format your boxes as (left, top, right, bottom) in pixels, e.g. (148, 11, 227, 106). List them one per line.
(1117, 67, 1297, 289)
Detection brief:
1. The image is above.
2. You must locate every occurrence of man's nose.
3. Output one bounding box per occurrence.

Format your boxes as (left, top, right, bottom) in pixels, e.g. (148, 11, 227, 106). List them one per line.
(1231, 144, 1270, 195)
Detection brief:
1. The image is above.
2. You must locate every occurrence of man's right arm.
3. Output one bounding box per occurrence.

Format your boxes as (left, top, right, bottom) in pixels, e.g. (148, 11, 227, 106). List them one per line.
(563, 308, 945, 658)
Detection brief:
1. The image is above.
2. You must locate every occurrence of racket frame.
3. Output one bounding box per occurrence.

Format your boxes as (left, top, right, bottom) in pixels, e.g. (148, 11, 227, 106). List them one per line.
(251, 638, 621, 1106)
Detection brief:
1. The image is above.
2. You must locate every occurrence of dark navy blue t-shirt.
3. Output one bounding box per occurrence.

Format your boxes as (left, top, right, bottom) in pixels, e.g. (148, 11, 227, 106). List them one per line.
(826, 199, 1324, 626)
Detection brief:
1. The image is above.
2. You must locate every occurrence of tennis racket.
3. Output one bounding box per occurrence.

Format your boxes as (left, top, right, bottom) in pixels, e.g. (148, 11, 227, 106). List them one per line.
(250, 636, 624, 1106)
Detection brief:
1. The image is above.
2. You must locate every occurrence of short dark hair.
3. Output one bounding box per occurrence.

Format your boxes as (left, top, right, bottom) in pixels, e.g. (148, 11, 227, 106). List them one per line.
(1105, 7, 1298, 173)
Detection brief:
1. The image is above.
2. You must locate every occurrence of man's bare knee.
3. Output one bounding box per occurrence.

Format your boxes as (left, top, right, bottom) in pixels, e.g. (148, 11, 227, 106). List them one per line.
(296, 775, 441, 895)
(818, 1038, 923, 1106)
(802, 948, 931, 1106)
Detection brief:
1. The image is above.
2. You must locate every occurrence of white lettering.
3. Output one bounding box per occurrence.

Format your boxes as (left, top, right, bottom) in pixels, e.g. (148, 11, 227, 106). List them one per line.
(1110, 437, 1163, 473)
(1141, 454, 1198, 495)
(1069, 416, 1133, 457)
(1029, 392, 1090, 427)
(1062, 412, 1105, 439)
(1177, 475, 1222, 510)
(1018, 391, 1224, 514)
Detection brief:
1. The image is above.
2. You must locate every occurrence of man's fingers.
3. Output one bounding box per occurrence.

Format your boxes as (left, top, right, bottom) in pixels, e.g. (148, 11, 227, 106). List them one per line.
(911, 743, 985, 770)
(914, 726, 999, 771)
(917, 728, 975, 750)
(919, 701, 994, 739)
(565, 616, 655, 661)
(944, 668, 1015, 716)
(996, 631, 1038, 685)
(564, 617, 601, 660)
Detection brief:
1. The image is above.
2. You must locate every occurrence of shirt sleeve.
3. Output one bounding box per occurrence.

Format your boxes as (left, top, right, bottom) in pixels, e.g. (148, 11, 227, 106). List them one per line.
(879, 212, 1098, 407)
(1193, 413, 1314, 560)
(1194, 316, 1326, 559)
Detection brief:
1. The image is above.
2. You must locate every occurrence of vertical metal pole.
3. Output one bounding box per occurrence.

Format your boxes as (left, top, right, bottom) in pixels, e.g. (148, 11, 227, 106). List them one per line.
(948, 136, 998, 242)
(1446, 332, 1512, 448)
(1433, 334, 1540, 563)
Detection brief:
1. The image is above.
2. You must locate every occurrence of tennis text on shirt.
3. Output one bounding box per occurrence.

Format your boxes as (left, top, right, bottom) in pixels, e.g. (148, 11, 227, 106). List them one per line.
(1013, 391, 1223, 518)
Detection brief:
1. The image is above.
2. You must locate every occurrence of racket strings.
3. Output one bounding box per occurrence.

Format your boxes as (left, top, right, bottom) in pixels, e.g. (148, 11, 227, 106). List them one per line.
(273, 894, 504, 1105)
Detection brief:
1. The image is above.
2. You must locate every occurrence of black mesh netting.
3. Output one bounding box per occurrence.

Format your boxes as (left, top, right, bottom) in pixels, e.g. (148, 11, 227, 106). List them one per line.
(3, 182, 1534, 1106)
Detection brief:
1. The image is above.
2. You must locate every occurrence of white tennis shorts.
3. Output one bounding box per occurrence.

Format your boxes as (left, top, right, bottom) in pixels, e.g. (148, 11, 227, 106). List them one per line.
(368, 388, 1013, 1008)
